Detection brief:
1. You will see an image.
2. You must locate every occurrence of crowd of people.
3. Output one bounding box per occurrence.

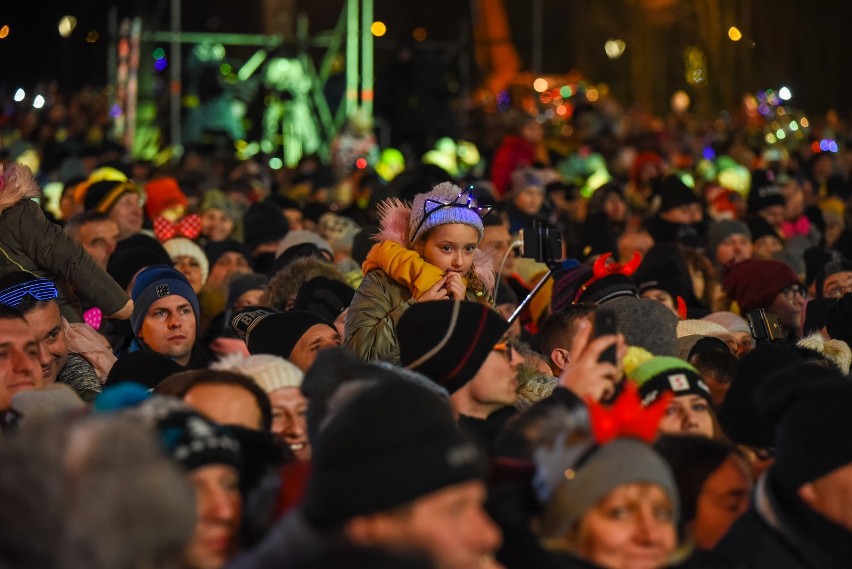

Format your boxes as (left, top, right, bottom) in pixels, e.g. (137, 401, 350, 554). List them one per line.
(2, 85, 852, 569)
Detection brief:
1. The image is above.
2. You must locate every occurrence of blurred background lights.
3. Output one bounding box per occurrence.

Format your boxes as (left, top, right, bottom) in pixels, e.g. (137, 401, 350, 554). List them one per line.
(728, 26, 742, 41)
(33, 95, 45, 109)
(0, 25, 9, 39)
(13, 88, 24, 102)
(370, 21, 386, 37)
(586, 87, 599, 102)
(604, 39, 626, 59)
(412, 27, 427, 41)
(86, 30, 99, 43)
(268, 157, 283, 170)
(779, 86, 792, 100)
(533, 77, 548, 92)
(671, 90, 690, 113)
(58, 16, 77, 38)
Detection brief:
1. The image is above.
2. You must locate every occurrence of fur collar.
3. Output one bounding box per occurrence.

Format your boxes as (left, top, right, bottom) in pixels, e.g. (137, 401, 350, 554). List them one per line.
(373, 198, 497, 292)
(0, 163, 40, 214)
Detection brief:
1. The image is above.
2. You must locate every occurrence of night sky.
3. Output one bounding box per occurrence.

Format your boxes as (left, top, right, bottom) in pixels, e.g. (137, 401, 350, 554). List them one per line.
(3, 0, 852, 115)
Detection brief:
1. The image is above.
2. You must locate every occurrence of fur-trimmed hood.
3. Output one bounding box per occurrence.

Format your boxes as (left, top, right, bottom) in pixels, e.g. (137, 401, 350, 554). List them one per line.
(373, 198, 497, 293)
(0, 163, 40, 214)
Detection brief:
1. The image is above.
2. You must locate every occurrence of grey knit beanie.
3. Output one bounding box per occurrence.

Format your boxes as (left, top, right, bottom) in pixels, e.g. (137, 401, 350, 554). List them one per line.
(409, 182, 486, 244)
(605, 296, 678, 356)
(707, 220, 751, 256)
(537, 438, 679, 538)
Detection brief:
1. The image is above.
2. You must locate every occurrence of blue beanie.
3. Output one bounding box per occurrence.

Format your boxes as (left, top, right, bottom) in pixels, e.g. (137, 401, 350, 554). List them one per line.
(131, 265, 200, 338)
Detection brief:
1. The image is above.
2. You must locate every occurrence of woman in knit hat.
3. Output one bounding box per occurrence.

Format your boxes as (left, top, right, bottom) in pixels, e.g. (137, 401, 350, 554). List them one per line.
(345, 182, 496, 364)
(200, 189, 241, 244)
(212, 353, 310, 461)
(627, 352, 718, 439)
(533, 387, 679, 569)
(163, 237, 209, 294)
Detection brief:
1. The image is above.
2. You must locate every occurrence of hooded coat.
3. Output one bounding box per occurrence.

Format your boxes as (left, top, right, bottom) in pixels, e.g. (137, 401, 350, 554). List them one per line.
(0, 164, 129, 319)
(344, 198, 495, 364)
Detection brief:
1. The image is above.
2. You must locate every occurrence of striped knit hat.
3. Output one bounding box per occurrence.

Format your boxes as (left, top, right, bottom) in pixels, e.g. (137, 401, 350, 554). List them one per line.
(398, 300, 508, 393)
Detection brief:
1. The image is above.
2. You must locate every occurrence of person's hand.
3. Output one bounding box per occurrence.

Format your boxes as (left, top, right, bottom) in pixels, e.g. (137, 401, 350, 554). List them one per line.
(109, 299, 134, 320)
(558, 319, 626, 402)
(417, 276, 450, 302)
(444, 272, 467, 300)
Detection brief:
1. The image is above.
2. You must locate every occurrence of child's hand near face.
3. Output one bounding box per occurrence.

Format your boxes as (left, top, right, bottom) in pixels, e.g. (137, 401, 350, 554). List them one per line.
(444, 271, 467, 300)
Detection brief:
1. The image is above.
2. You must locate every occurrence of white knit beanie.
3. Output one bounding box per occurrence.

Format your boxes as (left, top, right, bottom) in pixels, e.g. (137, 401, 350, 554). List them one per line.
(212, 353, 303, 393)
(163, 238, 209, 283)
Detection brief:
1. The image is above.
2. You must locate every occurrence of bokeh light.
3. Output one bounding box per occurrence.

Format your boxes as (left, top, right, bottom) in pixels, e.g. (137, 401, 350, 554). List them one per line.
(412, 27, 427, 41)
(671, 90, 690, 113)
(13, 88, 24, 102)
(779, 86, 792, 100)
(370, 21, 387, 37)
(58, 16, 77, 38)
(0, 25, 9, 39)
(33, 95, 45, 109)
(604, 39, 626, 59)
(533, 78, 548, 92)
(728, 26, 742, 41)
(86, 30, 99, 43)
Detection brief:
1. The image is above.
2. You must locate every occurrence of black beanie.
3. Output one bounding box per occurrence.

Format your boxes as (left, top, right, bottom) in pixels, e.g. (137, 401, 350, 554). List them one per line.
(302, 379, 485, 529)
(655, 175, 701, 213)
(83, 179, 140, 213)
(294, 276, 355, 323)
(154, 409, 242, 473)
(108, 235, 172, 291)
(226, 273, 268, 309)
(748, 216, 782, 244)
(747, 170, 785, 214)
(232, 307, 334, 359)
(804, 248, 836, 288)
(205, 239, 253, 269)
(803, 298, 837, 336)
(242, 201, 289, 251)
(717, 343, 805, 448)
(756, 364, 852, 492)
(398, 300, 508, 393)
(825, 292, 852, 345)
(106, 351, 185, 390)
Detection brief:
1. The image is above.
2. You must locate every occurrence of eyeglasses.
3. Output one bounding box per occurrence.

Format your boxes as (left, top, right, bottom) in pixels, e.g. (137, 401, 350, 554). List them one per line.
(823, 276, 852, 299)
(0, 279, 59, 307)
(781, 284, 807, 302)
(409, 186, 494, 242)
(492, 341, 515, 361)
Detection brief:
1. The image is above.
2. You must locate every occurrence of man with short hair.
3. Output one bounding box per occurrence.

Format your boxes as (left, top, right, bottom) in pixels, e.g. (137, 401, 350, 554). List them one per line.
(0, 304, 42, 425)
(0, 273, 108, 401)
(232, 308, 340, 372)
(398, 301, 523, 448)
(232, 379, 502, 569)
(64, 211, 120, 270)
(131, 266, 202, 368)
(538, 303, 597, 376)
(153, 369, 272, 432)
(711, 363, 852, 568)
